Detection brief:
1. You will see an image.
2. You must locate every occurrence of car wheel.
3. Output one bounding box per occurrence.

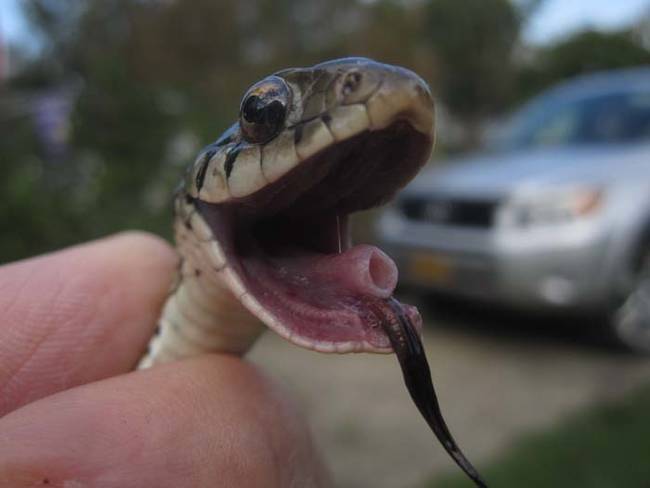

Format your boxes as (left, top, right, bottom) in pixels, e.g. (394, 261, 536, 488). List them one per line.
(610, 246, 650, 353)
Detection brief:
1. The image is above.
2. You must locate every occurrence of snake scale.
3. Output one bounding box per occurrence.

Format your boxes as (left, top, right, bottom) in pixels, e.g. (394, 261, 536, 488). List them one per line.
(138, 58, 487, 487)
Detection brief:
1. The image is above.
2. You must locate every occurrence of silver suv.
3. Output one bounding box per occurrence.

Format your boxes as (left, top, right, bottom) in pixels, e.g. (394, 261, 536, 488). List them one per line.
(379, 67, 650, 352)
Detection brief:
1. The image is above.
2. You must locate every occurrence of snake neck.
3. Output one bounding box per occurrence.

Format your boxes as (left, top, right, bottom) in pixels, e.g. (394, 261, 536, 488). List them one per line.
(138, 212, 264, 369)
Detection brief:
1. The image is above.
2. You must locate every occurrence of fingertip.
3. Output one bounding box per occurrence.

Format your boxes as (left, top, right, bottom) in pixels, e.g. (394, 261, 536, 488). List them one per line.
(0, 232, 178, 415)
(102, 230, 178, 269)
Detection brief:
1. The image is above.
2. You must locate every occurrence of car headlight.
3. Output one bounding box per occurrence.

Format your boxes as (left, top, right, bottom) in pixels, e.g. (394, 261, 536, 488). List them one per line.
(497, 187, 604, 228)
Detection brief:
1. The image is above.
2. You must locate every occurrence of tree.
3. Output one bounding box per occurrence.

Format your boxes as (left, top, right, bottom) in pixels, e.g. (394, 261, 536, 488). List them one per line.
(423, 0, 521, 148)
(543, 30, 650, 79)
(517, 30, 650, 102)
(2, 0, 381, 261)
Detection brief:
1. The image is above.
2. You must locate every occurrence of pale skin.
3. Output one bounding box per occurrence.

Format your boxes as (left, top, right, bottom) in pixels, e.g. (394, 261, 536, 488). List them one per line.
(0, 232, 330, 487)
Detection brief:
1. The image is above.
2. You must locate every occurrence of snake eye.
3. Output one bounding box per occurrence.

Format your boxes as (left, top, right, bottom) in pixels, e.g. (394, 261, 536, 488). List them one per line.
(239, 76, 291, 144)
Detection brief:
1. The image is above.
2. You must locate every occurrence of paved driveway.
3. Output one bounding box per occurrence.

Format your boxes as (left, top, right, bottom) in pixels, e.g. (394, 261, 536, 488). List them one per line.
(249, 300, 650, 488)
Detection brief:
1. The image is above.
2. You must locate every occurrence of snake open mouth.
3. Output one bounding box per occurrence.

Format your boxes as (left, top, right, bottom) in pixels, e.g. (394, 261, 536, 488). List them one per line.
(162, 59, 486, 486)
(196, 118, 431, 353)
(161, 59, 486, 487)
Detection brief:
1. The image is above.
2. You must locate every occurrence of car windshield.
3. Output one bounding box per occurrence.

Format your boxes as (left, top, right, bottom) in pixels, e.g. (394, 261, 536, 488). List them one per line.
(500, 89, 650, 149)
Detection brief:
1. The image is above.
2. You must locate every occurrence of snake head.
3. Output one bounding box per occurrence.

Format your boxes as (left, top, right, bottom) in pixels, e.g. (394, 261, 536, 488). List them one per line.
(179, 57, 434, 353)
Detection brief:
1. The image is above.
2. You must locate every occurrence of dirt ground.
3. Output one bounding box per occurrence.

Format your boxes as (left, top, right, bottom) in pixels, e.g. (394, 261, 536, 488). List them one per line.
(248, 300, 650, 488)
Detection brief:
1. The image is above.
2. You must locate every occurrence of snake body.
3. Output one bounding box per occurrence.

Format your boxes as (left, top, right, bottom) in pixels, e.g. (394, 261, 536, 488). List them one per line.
(138, 58, 486, 487)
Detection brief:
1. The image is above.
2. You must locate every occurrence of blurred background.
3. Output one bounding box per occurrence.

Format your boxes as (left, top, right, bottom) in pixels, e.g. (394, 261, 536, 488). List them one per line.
(2, 1, 650, 487)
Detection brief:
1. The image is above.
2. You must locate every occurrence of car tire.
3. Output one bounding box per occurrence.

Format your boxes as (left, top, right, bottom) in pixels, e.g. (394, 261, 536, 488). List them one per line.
(609, 245, 650, 354)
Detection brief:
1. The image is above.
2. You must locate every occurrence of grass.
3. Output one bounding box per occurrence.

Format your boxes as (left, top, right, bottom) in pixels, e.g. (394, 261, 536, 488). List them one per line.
(424, 384, 650, 488)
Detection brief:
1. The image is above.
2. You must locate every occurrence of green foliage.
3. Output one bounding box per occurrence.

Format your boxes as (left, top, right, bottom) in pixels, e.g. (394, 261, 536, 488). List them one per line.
(543, 30, 650, 79)
(1, 1, 184, 261)
(517, 30, 650, 103)
(426, 384, 650, 488)
(424, 0, 520, 121)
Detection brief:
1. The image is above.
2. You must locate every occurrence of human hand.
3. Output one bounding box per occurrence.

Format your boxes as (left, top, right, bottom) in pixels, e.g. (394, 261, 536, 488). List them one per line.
(0, 233, 329, 487)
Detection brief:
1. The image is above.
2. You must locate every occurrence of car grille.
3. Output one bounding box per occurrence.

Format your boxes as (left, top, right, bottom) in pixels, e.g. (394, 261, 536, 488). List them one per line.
(400, 196, 500, 228)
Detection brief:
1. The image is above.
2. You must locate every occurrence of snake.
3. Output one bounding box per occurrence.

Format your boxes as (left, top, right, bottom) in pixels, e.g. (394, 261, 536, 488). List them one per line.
(138, 57, 487, 487)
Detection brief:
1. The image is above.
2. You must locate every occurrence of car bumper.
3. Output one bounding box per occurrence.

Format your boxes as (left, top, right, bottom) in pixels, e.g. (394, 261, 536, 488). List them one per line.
(379, 211, 613, 312)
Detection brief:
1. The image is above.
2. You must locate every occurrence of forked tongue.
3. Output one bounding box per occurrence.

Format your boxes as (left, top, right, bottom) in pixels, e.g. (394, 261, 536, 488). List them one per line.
(275, 239, 486, 485)
(376, 297, 488, 488)
(310, 246, 487, 486)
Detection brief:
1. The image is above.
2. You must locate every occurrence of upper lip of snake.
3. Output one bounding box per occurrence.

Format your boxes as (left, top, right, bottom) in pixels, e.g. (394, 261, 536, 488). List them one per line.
(186, 58, 435, 353)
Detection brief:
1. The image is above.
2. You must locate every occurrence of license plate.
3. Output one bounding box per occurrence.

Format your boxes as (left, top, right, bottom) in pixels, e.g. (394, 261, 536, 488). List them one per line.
(407, 252, 453, 285)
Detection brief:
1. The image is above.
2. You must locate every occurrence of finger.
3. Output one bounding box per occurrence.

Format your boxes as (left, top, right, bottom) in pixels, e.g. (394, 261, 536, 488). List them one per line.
(0, 355, 330, 488)
(0, 232, 177, 416)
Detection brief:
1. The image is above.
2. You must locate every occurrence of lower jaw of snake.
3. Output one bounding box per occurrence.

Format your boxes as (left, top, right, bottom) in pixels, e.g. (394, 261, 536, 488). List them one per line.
(196, 120, 431, 353)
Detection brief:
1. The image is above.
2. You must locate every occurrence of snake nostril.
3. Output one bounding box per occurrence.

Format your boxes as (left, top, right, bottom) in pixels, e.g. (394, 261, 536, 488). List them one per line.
(342, 71, 363, 96)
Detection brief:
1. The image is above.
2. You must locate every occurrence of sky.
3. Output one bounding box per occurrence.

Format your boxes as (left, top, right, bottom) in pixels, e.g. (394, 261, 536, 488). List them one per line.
(1, 0, 649, 48)
(524, 0, 650, 44)
(0, 0, 30, 48)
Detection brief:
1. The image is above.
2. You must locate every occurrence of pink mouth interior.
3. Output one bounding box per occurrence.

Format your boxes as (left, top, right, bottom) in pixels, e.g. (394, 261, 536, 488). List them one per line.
(197, 123, 430, 351)
(243, 242, 402, 349)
